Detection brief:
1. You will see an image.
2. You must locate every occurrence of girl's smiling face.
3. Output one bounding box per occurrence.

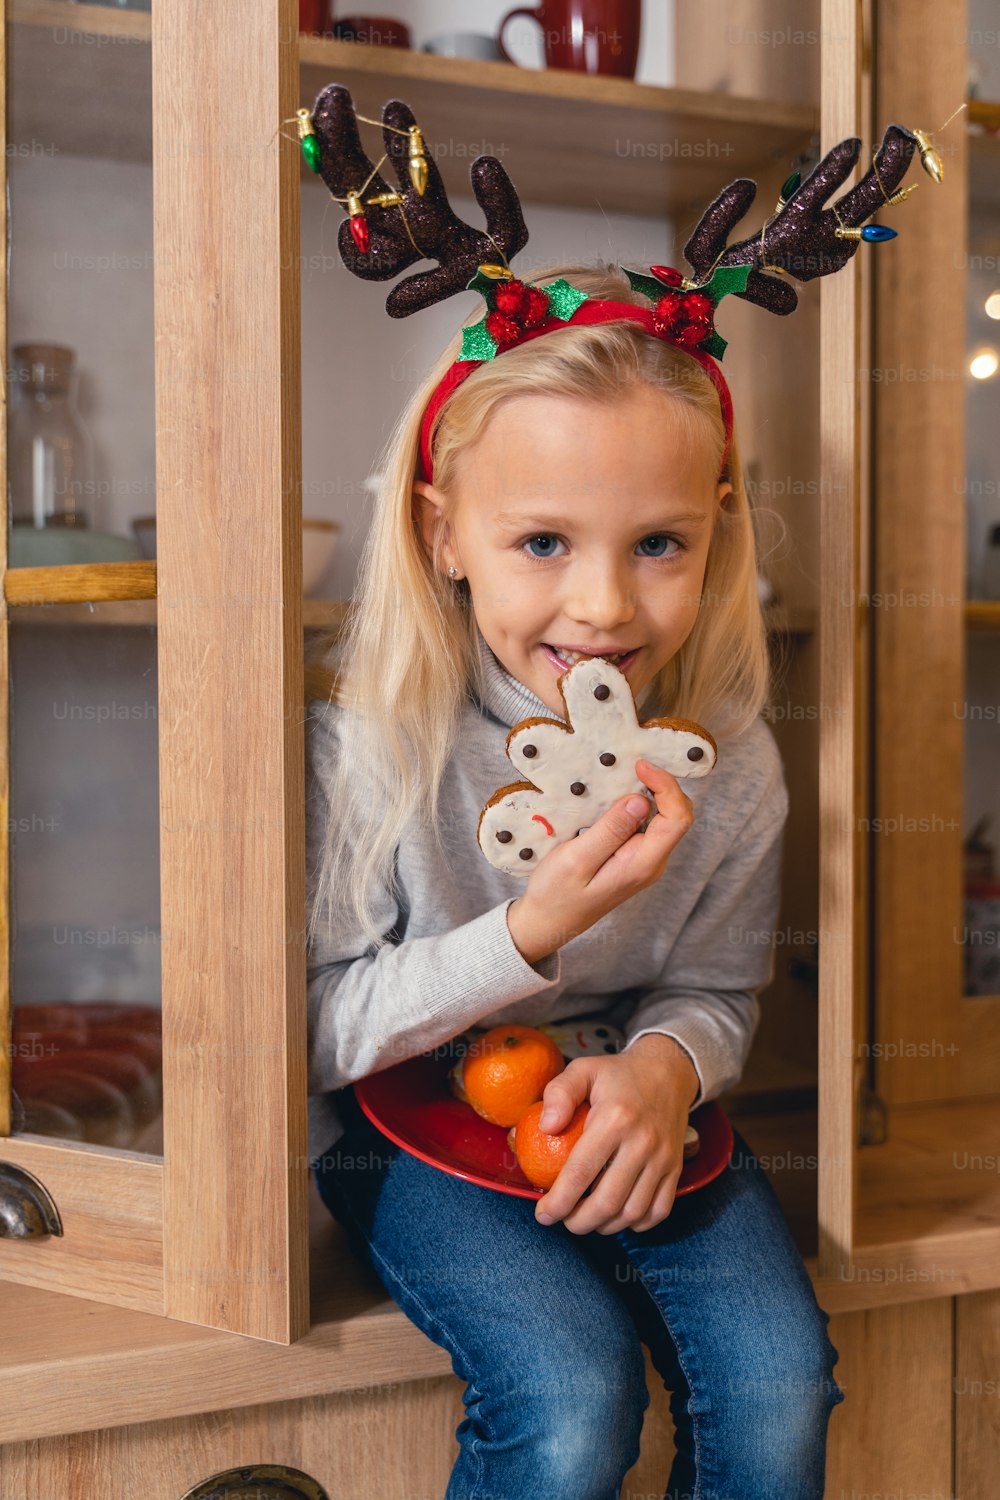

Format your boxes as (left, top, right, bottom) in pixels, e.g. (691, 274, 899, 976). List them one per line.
(415, 385, 732, 720)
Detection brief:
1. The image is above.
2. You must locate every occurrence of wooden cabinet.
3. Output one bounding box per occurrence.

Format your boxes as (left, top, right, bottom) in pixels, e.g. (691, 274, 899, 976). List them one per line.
(1, 0, 997, 1492)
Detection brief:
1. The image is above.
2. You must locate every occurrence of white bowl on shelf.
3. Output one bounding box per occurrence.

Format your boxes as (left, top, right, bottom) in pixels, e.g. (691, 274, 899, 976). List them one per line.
(131, 515, 341, 597)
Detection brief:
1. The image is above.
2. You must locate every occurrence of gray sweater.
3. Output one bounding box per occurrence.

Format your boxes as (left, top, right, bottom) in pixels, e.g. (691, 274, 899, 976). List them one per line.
(305, 627, 790, 1163)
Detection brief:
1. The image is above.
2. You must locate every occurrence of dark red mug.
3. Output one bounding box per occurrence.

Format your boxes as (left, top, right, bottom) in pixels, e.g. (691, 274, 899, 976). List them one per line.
(497, 0, 641, 78)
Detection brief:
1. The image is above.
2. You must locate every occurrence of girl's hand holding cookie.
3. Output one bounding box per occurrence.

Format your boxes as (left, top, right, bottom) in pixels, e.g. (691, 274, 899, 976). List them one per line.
(507, 758, 694, 966)
(532, 1035, 699, 1235)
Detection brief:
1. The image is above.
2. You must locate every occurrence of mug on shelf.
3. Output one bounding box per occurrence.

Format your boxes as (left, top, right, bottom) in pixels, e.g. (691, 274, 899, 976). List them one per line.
(332, 14, 412, 48)
(424, 32, 506, 61)
(497, 0, 641, 78)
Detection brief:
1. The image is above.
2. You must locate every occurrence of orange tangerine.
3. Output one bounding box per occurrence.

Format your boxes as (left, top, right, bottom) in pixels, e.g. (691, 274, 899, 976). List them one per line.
(508, 1099, 591, 1189)
(449, 1024, 565, 1127)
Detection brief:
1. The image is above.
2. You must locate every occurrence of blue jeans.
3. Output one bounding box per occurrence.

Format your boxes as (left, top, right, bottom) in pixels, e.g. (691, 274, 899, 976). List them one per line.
(312, 1083, 845, 1500)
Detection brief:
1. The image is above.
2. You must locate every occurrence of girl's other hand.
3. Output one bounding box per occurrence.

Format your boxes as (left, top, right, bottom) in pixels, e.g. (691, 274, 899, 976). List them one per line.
(506, 758, 694, 966)
(532, 1036, 699, 1235)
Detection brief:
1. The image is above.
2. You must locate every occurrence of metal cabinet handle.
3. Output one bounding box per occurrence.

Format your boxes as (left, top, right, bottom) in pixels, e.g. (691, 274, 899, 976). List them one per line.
(180, 1466, 330, 1500)
(0, 1161, 63, 1238)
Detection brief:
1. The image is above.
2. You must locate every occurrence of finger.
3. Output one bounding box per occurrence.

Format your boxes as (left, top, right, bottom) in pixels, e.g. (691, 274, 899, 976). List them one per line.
(559, 1147, 647, 1237)
(535, 1120, 615, 1225)
(622, 772, 694, 859)
(592, 1162, 663, 1236)
(630, 1169, 682, 1234)
(635, 759, 694, 812)
(581, 793, 692, 899)
(537, 1063, 589, 1133)
(572, 792, 652, 877)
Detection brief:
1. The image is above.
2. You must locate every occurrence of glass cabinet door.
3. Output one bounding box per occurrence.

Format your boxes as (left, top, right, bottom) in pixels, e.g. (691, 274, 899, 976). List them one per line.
(0, 0, 309, 1344)
(8, 612, 162, 1155)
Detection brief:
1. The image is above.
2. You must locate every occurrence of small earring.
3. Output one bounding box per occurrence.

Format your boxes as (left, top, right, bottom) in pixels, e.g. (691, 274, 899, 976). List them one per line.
(448, 565, 458, 578)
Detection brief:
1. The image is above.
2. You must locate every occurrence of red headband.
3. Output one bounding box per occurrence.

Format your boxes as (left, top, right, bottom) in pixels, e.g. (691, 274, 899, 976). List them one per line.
(419, 299, 734, 487)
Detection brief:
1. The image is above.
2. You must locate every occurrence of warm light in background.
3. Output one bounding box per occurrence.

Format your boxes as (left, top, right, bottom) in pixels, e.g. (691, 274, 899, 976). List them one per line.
(985, 291, 1000, 320)
(969, 348, 999, 380)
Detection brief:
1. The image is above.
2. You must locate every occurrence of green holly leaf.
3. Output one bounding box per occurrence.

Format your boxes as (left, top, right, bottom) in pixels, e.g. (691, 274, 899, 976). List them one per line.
(623, 266, 670, 303)
(701, 263, 751, 305)
(544, 278, 589, 321)
(466, 267, 502, 304)
(701, 329, 728, 360)
(458, 318, 499, 362)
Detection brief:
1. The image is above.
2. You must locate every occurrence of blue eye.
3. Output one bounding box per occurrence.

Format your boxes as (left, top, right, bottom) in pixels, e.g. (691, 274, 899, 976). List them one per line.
(519, 533, 686, 563)
(638, 536, 682, 559)
(522, 534, 563, 560)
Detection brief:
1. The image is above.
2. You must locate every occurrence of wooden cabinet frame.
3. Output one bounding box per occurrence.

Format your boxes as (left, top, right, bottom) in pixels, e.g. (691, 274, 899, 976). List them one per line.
(2, 0, 995, 1347)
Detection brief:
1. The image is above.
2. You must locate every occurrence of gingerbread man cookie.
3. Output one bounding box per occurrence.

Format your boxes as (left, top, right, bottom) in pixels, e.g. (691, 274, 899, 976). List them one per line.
(478, 655, 717, 876)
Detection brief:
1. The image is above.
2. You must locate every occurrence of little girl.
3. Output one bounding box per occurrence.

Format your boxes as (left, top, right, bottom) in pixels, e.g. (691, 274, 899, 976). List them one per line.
(305, 258, 845, 1499)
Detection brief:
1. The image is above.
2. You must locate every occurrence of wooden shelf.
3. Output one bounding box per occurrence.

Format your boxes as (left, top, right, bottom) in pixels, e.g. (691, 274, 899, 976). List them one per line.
(5, 573, 810, 641)
(8, 0, 817, 215)
(729, 1094, 1000, 1305)
(7, 596, 347, 630)
(851, 1095, 1000, 1294)
(5, 560, 157, 608)
(4, 564, 349, 631)
(966, 600, 1000, 630)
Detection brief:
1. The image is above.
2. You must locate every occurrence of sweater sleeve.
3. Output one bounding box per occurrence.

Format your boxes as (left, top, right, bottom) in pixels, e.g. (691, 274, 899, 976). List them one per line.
(305, 703, 562, 1096)
(619, 736, 791, 1108)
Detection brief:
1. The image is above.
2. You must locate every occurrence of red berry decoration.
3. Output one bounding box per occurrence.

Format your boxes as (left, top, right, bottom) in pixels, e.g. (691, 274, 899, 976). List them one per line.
(652, 291, 686, 335)
(493, 280, 532, 319)
(493, 279, 552, 334)
(674, 319, 712, 350)
(523, 286, 551, 327)
(683, 291, 714, 323)
(652, 285, 716, 352)
(485, 310, 524, 348)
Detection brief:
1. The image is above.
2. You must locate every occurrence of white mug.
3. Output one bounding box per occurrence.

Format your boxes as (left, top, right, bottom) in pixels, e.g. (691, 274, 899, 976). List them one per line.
(423, 31, 505, 60)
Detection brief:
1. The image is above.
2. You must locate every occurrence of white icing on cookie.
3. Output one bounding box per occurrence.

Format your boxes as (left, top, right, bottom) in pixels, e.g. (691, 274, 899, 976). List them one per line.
(477, 655, 717, 876)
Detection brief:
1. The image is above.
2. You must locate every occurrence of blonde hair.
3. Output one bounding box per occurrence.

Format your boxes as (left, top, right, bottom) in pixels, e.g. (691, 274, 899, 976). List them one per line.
(306, 259, 785, 956)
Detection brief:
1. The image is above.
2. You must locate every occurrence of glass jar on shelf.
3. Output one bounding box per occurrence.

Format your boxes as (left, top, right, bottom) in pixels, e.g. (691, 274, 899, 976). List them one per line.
(8, 342, 94, 530)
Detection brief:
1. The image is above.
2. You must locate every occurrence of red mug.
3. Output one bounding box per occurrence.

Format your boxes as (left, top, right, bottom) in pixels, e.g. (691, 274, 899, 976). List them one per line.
(497, 0, 641, 78)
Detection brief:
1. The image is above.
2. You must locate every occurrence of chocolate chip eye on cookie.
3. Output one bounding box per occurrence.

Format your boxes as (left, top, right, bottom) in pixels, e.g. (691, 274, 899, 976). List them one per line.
(477, 654, 717, 877)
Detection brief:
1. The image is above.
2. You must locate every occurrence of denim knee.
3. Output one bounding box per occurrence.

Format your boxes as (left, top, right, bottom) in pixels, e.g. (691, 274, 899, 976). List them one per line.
(466, 1350, 650, 1500)
(709, 1310, 844, 1498)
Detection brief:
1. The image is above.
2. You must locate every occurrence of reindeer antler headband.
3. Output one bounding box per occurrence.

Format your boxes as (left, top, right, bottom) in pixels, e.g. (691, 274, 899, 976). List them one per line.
(296, 85, 948, 483)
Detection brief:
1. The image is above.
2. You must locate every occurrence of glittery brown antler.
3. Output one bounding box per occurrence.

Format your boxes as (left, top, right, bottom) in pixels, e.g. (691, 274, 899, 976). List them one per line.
(310, 82, 528, 318)
(683, 123, 920, 314)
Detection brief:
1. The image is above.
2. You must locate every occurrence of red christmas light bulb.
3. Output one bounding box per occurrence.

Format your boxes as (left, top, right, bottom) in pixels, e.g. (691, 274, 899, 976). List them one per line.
(345, 190, 369, 254)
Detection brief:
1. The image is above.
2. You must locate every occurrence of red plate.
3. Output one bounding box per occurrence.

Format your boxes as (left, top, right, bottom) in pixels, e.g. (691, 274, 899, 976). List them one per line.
(354, 1049, 734, 1199)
